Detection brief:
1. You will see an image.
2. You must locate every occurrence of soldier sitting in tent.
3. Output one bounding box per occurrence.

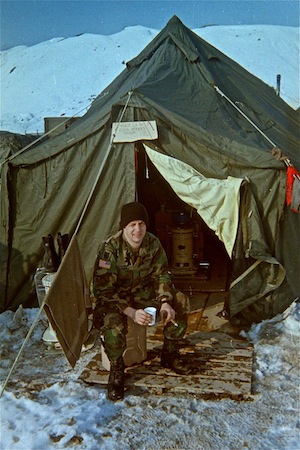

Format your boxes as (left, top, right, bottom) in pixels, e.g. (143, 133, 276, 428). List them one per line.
(92, 201, 190, 401)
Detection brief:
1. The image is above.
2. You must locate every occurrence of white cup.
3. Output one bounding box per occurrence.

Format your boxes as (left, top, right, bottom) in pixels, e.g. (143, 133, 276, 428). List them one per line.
(144, 307, 156, 326)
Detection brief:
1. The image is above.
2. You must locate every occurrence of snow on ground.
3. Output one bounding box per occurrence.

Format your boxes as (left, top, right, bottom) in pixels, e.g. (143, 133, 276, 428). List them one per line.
(0, 302, 299, 449)
(0, 23, 300, 450)
(0, 25, 299, 135)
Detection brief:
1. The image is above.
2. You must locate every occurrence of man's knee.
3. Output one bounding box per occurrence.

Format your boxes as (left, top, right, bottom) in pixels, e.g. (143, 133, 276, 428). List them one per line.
(102, 318, 127, 361)
(174, 291, 190, 315)
(104, 328, 126, 353)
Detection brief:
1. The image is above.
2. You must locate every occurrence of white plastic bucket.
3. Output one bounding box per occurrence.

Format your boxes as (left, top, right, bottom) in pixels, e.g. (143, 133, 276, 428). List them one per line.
(42, 273, 57, 294)
(41, 273, 59, 343)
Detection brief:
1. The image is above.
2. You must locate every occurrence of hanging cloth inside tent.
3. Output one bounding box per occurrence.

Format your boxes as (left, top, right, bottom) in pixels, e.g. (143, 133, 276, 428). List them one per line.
(144, 145, 244, 258)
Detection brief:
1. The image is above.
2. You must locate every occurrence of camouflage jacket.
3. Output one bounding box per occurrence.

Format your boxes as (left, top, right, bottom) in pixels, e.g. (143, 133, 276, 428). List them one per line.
(92, 230, 173, 310)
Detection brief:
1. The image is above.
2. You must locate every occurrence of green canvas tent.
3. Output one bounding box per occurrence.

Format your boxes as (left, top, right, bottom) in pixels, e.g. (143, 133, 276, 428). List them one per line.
(1, 16, 299, 326)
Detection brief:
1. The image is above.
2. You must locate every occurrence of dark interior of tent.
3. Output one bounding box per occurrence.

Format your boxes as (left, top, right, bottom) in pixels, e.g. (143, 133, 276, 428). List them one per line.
(135, 142, 232, 302)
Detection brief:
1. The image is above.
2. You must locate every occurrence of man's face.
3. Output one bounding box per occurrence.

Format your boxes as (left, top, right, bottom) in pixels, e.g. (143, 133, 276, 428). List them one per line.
(123, 220, 147, 248)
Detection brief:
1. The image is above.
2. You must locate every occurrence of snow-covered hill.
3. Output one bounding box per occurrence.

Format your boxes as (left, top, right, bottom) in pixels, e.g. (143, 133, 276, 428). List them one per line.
(0, 24, 299, 134)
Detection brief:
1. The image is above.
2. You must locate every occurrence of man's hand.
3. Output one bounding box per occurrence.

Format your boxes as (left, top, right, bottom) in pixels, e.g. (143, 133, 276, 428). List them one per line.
(160, 302, 176, 326)
(123, 306, 153, 326)
(134, 309, 154, 326)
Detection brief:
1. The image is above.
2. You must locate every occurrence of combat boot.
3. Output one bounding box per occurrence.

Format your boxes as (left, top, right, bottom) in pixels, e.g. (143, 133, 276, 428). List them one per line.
(42, 234, 60, 272)
(107, 357, 125, 401)
(161, 339, 191, 375)
(57, 232, 69, 262)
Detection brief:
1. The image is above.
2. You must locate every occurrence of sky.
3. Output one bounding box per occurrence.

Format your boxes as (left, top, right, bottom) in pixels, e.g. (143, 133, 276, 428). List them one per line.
(1, 0, 299, 50)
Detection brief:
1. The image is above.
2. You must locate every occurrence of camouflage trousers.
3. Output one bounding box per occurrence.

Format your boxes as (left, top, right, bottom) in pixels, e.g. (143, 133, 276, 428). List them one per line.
(96, 291, 190, 361)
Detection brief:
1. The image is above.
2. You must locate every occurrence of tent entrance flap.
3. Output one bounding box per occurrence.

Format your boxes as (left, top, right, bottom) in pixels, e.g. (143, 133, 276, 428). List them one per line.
(144, 145, 243, 258)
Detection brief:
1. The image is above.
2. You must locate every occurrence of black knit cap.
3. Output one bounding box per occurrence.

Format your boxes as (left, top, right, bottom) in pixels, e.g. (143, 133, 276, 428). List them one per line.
(119, 202, 149, 229)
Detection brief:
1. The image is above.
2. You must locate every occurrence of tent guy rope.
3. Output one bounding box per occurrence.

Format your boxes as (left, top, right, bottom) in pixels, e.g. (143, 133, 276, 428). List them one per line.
(0, 306, 46, 397)
(213, 85, 299, 179)
(214, 85, 277, 148)
(0, 105, 90, 169)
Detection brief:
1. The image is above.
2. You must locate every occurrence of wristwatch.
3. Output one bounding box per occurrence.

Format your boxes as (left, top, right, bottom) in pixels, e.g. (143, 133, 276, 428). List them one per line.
(160, 298, 171, 305)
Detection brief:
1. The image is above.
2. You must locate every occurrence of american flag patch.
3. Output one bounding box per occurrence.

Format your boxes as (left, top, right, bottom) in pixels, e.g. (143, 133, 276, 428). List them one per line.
(99, 259, 111, 269)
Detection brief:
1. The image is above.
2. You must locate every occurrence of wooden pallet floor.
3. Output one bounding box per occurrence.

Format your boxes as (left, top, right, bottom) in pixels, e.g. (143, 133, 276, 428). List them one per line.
(80, 292, 254, 400)
(80, 331, 253, 399)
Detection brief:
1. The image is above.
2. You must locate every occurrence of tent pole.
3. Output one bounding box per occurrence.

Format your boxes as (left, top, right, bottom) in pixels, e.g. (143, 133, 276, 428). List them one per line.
(0, 91, 134, 398)
(73, 140, 113, 236)
(73, 90, 133, 235)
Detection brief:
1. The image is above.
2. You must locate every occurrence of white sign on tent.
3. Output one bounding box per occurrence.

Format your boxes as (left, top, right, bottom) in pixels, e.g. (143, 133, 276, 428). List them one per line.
(111, 120, 158, 143)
